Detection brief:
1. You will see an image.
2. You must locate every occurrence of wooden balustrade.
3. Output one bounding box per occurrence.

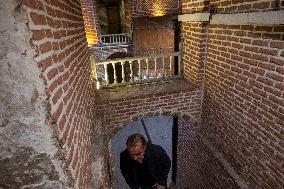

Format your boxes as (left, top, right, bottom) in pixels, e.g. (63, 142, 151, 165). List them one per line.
(100, 33, 130, 45)
(92, 52, 182, 88)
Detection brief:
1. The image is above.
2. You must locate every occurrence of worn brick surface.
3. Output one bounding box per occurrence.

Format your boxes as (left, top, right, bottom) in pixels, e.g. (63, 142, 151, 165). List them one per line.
(202, 24, 284, 189)
(24, 0, 96, 188)
(181, 0, 280, 13)
(177, 118, 240, 189)
(181, 21, 208, 86)
(80, 0, 100, 46)
(96, 80, 203, 136)
(135, 0, 180, 16)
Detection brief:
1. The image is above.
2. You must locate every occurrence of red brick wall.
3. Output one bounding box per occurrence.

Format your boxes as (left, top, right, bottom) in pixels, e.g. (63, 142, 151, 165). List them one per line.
(96, 88, 202, 135)
(181, 0, 281, 13)
(177, 117, 240, 188)
(81, 0, 100, 46)
(96, 87, 203, 187)
(23, 0, 96, 188)
(181, 21, 208, 86)
(124, 0, 134, 33)
(210, 0, 280, 13)
(202, 24, 284, 188)
(134, 0, 180, 16)
(181, 0, 210, 13)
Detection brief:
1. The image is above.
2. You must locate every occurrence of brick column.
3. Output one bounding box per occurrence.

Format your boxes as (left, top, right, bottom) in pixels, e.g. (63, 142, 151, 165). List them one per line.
(124, 0, 134, 34)
(181, 21, 208, 86)
(23, 0, 97, 187)
(80, 0, 100, 46)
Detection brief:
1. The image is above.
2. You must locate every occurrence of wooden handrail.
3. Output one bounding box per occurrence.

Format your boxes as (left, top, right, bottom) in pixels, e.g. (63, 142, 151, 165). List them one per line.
(95, 52, 180, 65)
(91, 51, 182, 88)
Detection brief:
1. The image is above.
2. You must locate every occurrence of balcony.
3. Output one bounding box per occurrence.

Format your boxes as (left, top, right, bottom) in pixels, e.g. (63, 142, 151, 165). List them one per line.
(100, 33, 131, 46)
(91, 51, 181, 88)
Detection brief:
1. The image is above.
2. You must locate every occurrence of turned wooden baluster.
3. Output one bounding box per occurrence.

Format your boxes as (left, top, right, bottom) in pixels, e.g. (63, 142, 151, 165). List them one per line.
(178, 54, 181, 76)
(162, 56, 165, 78)
(130, 60, 133, 82)
(146, 58, 149, 79)
(122, 61, 125, 83)
(104, 63, 109, 85)
(138, 60, 141, 80)
(113, 63, 117, 84)
(169, 56, 173, 77)
(154, 58, 157, 79)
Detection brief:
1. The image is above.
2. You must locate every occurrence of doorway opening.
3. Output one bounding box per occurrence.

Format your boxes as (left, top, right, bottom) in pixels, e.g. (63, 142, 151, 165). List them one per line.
(97, 0, 126, 34)
(109, 115, 178, 189)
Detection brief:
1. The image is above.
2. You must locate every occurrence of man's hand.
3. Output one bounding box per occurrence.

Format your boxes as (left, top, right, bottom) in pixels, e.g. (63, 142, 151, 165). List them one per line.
(154, 183, 166, 189)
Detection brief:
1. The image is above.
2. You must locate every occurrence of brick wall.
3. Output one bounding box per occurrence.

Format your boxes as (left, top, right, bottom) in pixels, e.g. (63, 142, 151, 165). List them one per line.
(23, 0, 96, 188)
(181, 0, 281, 13)
(95, 86, 203, 187)
(124, 0, 133, 33)
(180, 1, 284, 188)
(202, 24, 284, 188)
(177, 117, 240, 188)
(210, 0, 281, 13)
(181, 0, 210, 13)
(134, 0, 180, 16)
(96, 88, 202, 135)
(81, 0, 100, 46)
(181, 21, 208, 86)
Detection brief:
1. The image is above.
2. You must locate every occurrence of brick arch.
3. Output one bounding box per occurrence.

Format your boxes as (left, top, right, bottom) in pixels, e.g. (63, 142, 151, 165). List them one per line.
(108, 111, 194, 140)
(108, 114, 189, 189)
(96, 86, 202, 186)
(106, 112, 242, 189)
(97, 88, 202, 140)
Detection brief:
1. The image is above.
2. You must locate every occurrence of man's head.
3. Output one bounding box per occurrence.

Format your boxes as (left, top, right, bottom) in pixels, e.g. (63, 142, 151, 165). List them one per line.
(126, 134, 146, 163)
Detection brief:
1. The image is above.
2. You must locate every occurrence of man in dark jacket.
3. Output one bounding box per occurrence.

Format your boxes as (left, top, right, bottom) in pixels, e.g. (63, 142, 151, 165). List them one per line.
(120, 134, 171, 189)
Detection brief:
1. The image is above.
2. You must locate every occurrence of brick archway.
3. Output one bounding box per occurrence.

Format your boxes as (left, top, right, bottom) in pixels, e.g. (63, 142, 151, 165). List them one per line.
(95, 86, 203, 187)
(107, 113, 195, 188)
(106, 113, 242, 189)
(109, 115, 178, 188)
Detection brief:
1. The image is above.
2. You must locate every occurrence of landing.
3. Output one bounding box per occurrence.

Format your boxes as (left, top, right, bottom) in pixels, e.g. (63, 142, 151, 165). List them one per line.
(95, 78, 196, 103)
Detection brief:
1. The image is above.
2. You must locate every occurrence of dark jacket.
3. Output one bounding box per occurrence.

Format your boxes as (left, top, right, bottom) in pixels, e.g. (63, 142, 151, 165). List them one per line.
(120, 143, 171, 189)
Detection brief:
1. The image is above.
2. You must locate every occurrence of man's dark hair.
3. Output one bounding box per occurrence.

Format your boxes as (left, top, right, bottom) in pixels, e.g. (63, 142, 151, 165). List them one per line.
(126, 133, 146, 148)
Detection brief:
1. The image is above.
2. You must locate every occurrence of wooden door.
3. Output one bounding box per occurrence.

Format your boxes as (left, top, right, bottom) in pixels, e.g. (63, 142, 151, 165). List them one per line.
(107, 6, 121, 34)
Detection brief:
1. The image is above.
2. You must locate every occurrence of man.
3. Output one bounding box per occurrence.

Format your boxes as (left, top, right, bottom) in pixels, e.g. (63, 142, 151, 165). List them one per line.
(120, 134, 171, 189)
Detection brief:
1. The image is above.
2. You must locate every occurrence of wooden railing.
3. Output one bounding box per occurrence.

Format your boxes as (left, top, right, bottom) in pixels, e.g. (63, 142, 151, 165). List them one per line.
(92, 52, 182, 88)
(100, 33, 131, 45)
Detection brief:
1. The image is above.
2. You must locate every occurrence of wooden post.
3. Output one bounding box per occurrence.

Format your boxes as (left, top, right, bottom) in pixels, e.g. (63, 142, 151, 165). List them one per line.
(113, 63, 117, 84)
(162, 56, 165, 78)
(154, 58, 157, 79)
(146, 58, 149, 79)
(130, 60, 133, 82)
(138, 60, 141, 80)
(122, 61, 125, 83)
(170, 56, 173, 77)
(104, 63, 109, 85)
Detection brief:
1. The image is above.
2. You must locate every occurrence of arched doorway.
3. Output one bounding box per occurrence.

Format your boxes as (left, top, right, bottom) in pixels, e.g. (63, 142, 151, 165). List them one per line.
(109, 115, 177, 189)
(107, 115, 241, 189)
